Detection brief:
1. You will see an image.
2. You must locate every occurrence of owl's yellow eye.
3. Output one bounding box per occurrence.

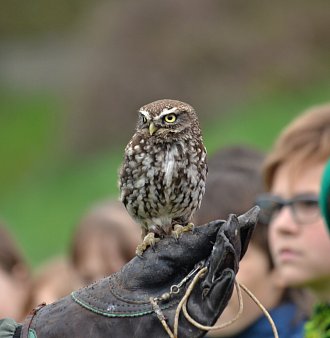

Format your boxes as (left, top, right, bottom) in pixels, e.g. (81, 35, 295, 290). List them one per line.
(141, 115, 147, 124)
(164, 113, 177, 123)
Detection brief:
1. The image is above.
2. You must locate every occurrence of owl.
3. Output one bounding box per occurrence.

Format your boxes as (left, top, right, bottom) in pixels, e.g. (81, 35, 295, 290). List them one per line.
(119, 99, 207, 252)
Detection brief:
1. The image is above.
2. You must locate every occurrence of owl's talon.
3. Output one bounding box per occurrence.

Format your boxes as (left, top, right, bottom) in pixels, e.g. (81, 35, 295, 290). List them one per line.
(172, 224, 181, 240)
(187, 222, 195, 231)
(135, 232, 160, 256)
(171, 222, 194, 239)
(136, 252, 144, 259)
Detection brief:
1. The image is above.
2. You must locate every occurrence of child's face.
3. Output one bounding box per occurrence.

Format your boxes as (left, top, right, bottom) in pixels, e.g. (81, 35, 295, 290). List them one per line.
(269, 162, 330, 293)
(77, 233, 126, 285)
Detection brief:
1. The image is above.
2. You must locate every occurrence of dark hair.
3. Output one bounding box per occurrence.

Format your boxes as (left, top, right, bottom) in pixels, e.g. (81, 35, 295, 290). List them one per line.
(0, 222, 32, 319)
(0, 222, 27, 274)
(195, 145, 273, 267)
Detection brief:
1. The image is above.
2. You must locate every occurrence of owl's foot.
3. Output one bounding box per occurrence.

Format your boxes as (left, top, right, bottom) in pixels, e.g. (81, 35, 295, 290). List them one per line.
(171, 222, 195, 239)
(136, 232, 160, 256)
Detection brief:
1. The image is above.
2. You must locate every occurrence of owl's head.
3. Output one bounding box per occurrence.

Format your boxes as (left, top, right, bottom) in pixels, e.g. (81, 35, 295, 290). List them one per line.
(136, 99, 201, 139)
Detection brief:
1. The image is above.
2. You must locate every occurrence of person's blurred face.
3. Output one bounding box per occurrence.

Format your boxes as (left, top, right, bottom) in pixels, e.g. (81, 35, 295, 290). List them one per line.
(0, 265, 28, 321)
(269, 162, 330, 294)
(76, 233, 126, 285)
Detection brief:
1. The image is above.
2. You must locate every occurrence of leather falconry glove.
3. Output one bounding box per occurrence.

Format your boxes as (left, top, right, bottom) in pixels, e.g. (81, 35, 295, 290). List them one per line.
(17, 206, 258, 338)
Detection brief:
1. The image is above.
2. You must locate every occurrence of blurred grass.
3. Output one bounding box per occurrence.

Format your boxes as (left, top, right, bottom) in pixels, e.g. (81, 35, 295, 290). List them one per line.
(205, 82, 330, 154)
(0, 90, 61, 197)
(0, 152, 122, 266)
(0, 82, 330, 267)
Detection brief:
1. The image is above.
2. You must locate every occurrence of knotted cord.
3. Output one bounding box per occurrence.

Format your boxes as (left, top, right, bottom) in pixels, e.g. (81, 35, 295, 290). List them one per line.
(151, 266, 279, 338)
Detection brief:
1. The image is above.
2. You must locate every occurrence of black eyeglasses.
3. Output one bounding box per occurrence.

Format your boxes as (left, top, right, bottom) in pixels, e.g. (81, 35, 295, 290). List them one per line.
(256, 193, 320, 225)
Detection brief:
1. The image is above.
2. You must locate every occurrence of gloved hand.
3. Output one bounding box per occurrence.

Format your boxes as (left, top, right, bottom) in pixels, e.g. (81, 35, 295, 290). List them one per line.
(21, 207, 258, 338)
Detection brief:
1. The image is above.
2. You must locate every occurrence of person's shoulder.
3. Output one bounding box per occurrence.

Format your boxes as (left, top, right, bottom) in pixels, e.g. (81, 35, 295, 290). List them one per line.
(205, 303, 305, 338)
(270, 302, 306, 338)
(0, 318, 20, 338)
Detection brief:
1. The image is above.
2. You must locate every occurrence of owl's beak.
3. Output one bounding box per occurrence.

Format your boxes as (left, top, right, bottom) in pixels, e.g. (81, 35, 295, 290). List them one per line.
(149, 122, 158, 136)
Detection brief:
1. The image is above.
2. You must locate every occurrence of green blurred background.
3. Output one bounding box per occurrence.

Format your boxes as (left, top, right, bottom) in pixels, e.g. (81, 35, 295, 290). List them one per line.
(1, 1, 330, 267)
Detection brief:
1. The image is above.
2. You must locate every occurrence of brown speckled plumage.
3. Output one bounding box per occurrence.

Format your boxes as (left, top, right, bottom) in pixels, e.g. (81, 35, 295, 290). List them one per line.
(119, 99, 207, 236)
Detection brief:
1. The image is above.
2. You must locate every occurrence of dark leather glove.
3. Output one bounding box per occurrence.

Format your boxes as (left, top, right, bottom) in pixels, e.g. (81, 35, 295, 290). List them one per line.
(21, 207, 258, 338)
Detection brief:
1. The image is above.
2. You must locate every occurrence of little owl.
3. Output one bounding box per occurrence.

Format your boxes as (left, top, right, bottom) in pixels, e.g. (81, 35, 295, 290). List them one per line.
(119, 99, 207, 253)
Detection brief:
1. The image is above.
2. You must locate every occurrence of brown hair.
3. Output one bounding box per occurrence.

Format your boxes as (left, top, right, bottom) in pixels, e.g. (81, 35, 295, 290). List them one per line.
(0, 222, 32, 319)
(264, 103, 330, 190)
(0, 222, 28, 274)
(195, 145, 272, 266)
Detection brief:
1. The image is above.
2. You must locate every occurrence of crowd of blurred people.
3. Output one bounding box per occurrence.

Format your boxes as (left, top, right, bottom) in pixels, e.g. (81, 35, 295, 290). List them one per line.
(1, 102, 330, 337)
(0, 200, 141, 322)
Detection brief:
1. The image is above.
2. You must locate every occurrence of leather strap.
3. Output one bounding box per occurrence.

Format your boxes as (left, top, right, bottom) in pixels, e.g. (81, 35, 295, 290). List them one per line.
(20, 303, 46, 338)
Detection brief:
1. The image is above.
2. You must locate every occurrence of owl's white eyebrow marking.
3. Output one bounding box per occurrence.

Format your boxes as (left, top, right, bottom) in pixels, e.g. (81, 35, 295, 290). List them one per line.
(157, 107, 178, 119)
(139, 109, 151, 119)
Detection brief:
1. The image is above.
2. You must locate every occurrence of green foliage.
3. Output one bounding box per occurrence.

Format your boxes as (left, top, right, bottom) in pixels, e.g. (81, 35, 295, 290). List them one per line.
(304, 303, 330, 338)
(0, 82, 330, 266)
